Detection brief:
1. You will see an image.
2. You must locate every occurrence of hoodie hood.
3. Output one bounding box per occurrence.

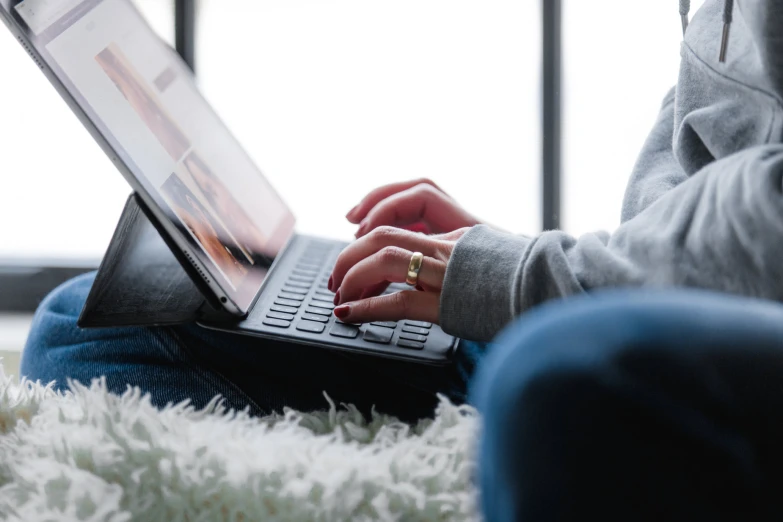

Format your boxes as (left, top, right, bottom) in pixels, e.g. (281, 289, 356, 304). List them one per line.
(672, 0, 783, 175)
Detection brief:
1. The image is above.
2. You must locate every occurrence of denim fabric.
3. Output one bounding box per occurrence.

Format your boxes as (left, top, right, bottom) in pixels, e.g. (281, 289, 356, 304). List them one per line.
(473, 289, 783, 522)
(21, 272, 485, 422)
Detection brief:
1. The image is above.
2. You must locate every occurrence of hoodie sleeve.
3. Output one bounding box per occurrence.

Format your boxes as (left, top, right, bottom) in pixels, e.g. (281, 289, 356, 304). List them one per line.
(440, 146, 783, 342)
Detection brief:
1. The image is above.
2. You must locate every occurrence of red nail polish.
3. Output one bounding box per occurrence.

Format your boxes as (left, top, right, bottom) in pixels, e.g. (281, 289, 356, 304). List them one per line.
(333, 290, 341, 306)
(328, 276, 333, 291)
(334, 306, 350, 319)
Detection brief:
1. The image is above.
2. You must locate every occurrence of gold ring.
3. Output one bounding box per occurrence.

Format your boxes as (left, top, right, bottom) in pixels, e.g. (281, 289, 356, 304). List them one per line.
(406, 252, 424, 286)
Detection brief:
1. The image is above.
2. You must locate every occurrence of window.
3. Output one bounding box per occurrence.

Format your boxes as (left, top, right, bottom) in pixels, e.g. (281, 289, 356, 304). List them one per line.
(561, 0, 706, 236)
(0, 0, 173, 261)
(196, 0, 542, 237)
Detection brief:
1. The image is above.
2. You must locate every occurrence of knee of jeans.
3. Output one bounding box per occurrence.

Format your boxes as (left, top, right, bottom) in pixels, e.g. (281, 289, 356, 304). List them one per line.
(21, 273, 97, 377)
(472, 292, 655, 416)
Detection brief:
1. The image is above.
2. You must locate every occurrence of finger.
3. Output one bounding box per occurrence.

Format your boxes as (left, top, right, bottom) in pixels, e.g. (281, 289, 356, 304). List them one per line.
(334, 291, 441, 324)
(346, 178, 444, 224)
(337, 248, 446, 304)
(331, 227, 442, 291)
(355, 184, 474, 238)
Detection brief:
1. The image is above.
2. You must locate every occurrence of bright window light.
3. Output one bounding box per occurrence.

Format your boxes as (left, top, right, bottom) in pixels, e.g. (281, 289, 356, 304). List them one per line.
(197, 0, 541, 239)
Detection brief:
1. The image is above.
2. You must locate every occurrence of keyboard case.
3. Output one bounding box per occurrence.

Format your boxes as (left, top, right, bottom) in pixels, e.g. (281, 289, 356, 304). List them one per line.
(78, 193, 224, 328)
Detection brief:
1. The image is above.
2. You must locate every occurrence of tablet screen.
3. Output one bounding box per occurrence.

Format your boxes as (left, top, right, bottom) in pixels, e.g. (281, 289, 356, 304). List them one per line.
(3, 0, 296, 312)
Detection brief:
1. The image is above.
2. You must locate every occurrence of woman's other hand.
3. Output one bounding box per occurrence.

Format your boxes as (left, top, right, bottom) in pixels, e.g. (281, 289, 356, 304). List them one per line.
(346, 178, 481, 238)
(328, 227, 470, 324)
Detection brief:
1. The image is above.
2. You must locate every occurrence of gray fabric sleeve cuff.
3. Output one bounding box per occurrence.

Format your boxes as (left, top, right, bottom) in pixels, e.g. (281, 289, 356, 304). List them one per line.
(439, 225, 532, 342)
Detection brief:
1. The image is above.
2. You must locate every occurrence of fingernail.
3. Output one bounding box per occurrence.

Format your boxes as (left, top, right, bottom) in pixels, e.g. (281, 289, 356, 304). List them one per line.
(346, 205, 358, 219)
(333, 290, 341, 306)
(334, 305, 350, 319)
(355, 221, 368, 238)
(328, 275, 333, 291)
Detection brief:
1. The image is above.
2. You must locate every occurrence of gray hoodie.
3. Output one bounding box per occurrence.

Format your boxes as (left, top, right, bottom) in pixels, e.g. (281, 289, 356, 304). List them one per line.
(439, 0, 783, 342)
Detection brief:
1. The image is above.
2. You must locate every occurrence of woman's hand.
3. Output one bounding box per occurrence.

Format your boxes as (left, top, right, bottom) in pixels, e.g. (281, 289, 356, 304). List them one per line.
(346, 178, 481, 238)
(328, 227, 470, 324)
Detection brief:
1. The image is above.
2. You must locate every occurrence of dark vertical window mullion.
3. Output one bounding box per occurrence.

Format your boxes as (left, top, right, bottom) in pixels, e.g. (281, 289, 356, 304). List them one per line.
(175, 0, 197, 73)
(542, 0, 562, 231)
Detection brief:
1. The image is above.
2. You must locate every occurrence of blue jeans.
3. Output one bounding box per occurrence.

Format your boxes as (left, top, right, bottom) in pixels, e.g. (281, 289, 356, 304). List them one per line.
(473, 289, 783, 521)
(21, 274, 783, 520)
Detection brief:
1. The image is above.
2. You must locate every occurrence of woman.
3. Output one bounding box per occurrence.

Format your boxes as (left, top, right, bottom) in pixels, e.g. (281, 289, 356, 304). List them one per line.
(22, 1, 783, 519)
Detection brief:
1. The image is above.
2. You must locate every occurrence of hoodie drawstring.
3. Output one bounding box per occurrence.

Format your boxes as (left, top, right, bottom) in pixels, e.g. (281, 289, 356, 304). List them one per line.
(680, 0, 691, 35)
(719, 0, 734, 62)
(679, 0, 733, 63)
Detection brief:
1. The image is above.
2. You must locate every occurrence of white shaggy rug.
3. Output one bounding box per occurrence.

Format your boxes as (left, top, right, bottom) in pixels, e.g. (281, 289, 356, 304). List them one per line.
(0, 363, 481, 521)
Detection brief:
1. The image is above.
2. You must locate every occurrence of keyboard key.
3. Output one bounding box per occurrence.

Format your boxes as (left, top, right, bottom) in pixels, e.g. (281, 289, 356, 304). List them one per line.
(402, 326, 430, 336)
(330, 323, 360, 339)
(292, 269, 319, 278)
(363, 327, 393, 344)
(297, 320, 326, 334)
(288, 275, 316, 284)
(271, 304, 298, 315)
(399, 333, 427, 343)
(281, 286, 308, 295)
(314, 289, 335, 297)
(371, 321, 397, 329)
(309, 301, 335, 311)
(305, 307, 332, 316)
(397, 339, 425, 350)
(311, 294, 335, 303)
(404, 321, 432, 329)
(267, 311, 295, 321)
(285, 280, 312, 289)
(302, 313, 329, 323)
(278, 292, 305, 301)
(263, 318, 291, 328)
(296, 263, 322, 271)
(274, 298, 302, 308)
